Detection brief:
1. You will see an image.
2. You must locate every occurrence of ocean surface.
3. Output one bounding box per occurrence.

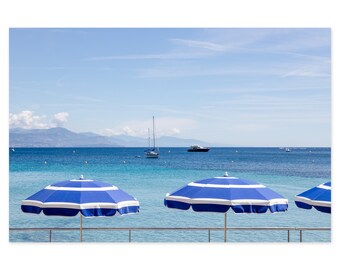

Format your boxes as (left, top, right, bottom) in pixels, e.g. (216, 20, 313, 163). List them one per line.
(9, 147, 331, 242)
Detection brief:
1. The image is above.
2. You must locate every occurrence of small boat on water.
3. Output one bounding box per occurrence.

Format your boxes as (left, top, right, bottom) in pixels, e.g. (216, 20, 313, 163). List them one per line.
(187, 145, 210, 152)
(145, 149, 159, 158)
(285, 148, 291, 152)
(145, 116, 159, 158)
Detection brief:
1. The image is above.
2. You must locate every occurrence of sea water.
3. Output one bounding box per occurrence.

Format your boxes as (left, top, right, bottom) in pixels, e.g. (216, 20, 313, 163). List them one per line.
(9, 147, 331, 242)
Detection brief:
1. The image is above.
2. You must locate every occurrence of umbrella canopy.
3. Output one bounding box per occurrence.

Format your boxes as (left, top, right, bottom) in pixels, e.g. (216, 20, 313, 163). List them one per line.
(21, 175, 140, 241)
(165, 173, 288, 213)
(295, 181, 331, 214)
(22, 175, 140, 216)
(164, 172, 288, 242)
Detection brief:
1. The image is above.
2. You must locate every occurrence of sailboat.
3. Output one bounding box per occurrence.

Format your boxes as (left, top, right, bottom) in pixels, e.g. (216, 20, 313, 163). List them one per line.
(145, 116, 159, 158)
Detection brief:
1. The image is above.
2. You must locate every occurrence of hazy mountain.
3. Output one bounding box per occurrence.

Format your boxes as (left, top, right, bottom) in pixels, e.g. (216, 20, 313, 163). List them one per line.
(9, 127, 121, 147)
(9, 127, 215, 147)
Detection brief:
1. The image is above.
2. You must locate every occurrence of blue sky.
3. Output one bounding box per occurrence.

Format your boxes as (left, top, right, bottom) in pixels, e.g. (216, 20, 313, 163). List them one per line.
(9, 28, 331, 146)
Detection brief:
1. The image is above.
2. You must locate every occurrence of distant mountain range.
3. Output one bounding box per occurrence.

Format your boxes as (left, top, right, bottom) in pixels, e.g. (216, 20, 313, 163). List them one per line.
(9, 127, 216, 147)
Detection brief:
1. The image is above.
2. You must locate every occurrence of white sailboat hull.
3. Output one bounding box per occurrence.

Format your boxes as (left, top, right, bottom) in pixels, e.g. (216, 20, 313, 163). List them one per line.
(145, 151, 159, 158)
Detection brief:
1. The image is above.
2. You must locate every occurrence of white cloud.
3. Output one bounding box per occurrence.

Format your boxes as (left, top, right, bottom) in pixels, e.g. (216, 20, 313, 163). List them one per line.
(101, 126, 147, 137)
(9, 111, 48, 129)
(121, 126, 137, 136)
(101, 128, 119, 136)
(169, 127, 181, 136)
(9, 110, 69, 129)
(100, 117, 196, 137)
(51, 112, 69, 127)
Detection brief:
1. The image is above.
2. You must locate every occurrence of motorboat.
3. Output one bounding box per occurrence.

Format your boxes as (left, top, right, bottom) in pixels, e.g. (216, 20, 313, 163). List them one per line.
(187, 145, 210, 152)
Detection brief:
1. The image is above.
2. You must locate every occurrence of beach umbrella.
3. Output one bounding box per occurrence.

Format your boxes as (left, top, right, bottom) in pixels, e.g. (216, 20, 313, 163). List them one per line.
(164, 172, 288, 242)
(21, 175, 140, 241)
(295, 181, 331, 214)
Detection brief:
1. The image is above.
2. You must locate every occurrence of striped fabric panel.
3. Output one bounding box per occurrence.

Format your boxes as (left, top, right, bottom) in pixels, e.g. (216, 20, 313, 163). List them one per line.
(45, 185, 118, 191)
(21, 199, 140, 209)
(188, 182, 265, 189)
(294, 196, 331, 207)
(165, 195, 288, 206)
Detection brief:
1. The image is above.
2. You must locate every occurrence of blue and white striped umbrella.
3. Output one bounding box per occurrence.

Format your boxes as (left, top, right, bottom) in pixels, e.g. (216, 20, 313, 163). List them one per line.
(164, 173, 288, 241)
(21, 175, 140, 241)
(295, 182, 331, 214)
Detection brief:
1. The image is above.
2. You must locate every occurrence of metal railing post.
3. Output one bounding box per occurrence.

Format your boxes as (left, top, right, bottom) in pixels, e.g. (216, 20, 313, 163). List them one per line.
(49, 229, 52, 242)
(287, 230, 290, 242)
(129, 229, 131, 242)
(300, 230, 302, 242)
(208, 229, 211, 242)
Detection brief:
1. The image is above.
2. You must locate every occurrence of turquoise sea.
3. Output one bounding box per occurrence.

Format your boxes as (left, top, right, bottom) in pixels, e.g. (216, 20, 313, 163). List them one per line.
(9, 147, 331, 242)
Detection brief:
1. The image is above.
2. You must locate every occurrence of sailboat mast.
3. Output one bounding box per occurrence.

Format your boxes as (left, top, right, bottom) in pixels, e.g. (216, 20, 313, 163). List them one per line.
(152, 116, 156, 149)
(148, 128, 151, 148)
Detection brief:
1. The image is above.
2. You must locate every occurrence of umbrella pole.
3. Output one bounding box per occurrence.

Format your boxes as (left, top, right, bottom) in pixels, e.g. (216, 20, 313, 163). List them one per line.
(224, 212, 227, 242)
(80, 214, 82, 242)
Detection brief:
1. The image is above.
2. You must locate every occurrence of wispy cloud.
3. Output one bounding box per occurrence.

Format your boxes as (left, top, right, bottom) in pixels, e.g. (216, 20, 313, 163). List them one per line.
(136, 54, 330, 79)
(281, 65, 330, 78)
(85, 52, 211, 61)
(10, 66, 112, 71)
(137, 65, 289, 78)
(170, 38, 229, 51)
(206, 86, 329, 94)
(203, 28, 330, 52)
(208, 94, 330, 126)
(74, 96, 107, 103)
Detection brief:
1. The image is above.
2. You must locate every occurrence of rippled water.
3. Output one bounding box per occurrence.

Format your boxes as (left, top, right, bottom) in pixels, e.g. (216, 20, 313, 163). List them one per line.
(9, 147, 331, 242)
